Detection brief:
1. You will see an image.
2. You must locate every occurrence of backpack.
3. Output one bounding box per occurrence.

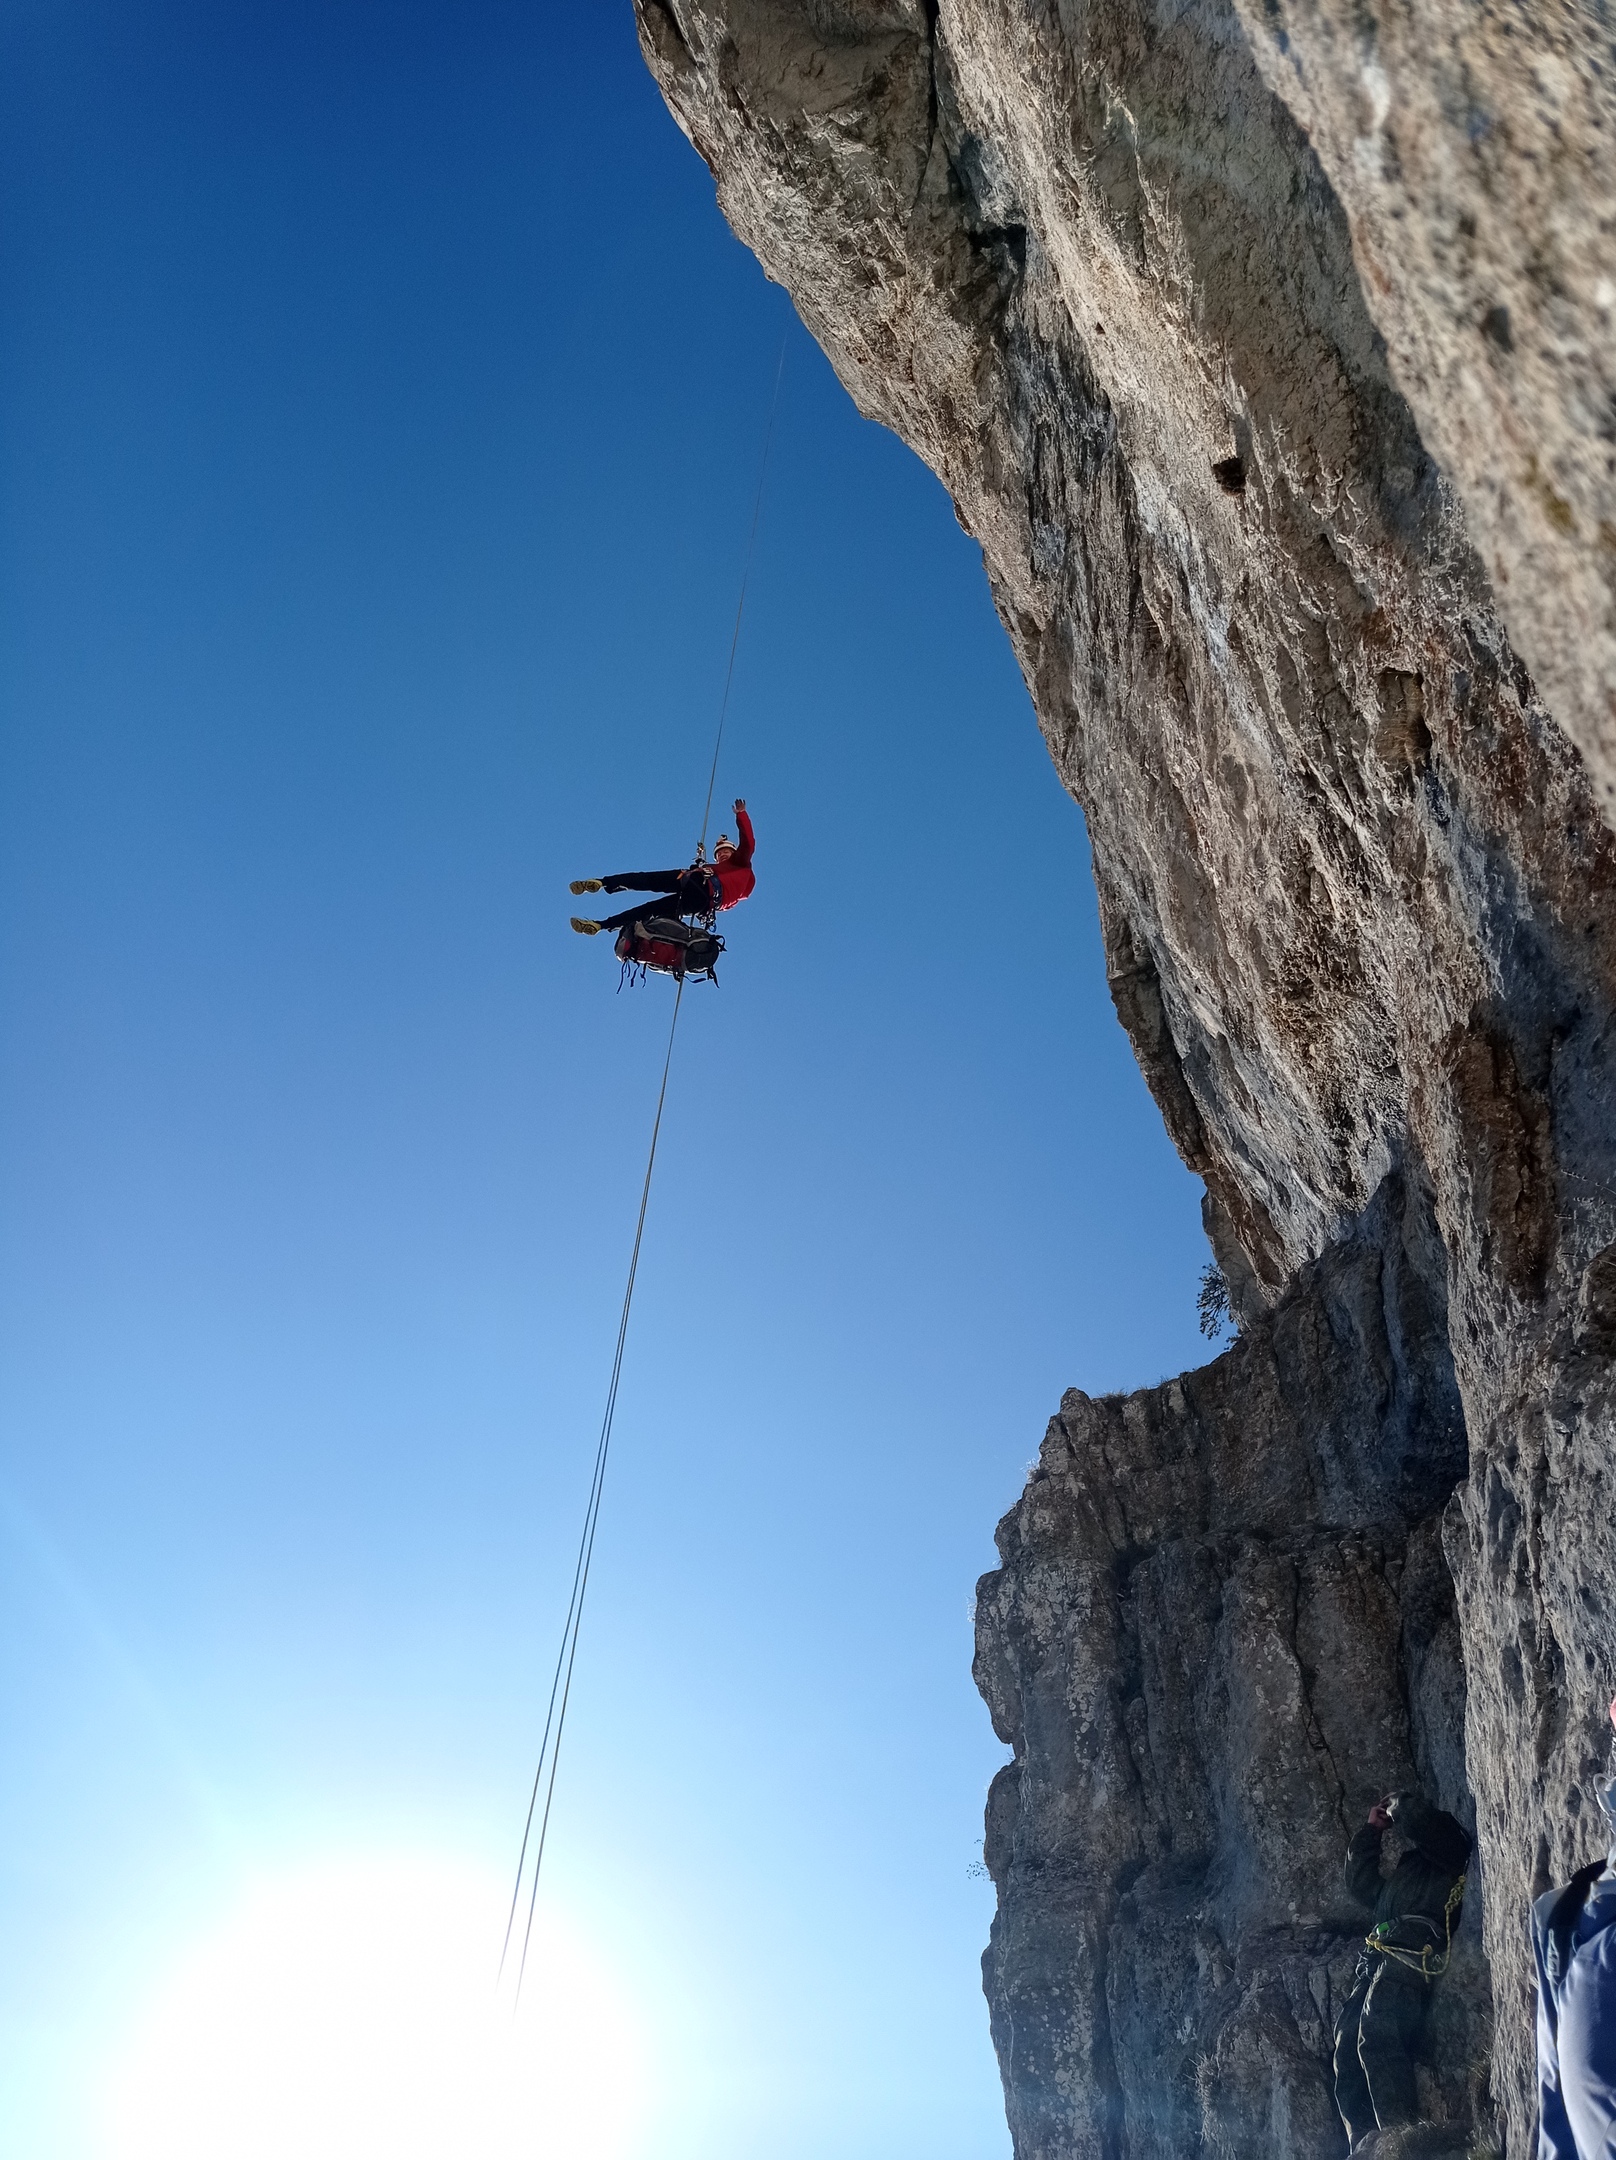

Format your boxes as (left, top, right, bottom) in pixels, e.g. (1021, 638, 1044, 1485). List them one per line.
(615, 915, 724, 986)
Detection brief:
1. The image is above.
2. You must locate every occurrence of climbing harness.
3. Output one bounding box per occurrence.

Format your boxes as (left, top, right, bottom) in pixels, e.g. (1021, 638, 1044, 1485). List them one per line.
(500, 331, 787, 2008)
(1364, 1873, 1467, 1978)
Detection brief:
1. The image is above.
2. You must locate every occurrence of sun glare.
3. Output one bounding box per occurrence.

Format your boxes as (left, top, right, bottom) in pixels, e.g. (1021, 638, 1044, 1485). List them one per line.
(102, 1855, 648, 2160)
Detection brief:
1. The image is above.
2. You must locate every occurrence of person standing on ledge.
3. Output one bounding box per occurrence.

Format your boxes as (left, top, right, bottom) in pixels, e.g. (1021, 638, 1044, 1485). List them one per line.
(1333, 1787, 1473, 2152)
(569, 798, 754, 936)
(1534, 1694, 1616, 2160)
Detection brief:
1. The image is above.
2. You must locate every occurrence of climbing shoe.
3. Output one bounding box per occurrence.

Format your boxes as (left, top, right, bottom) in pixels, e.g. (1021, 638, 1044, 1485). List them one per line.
(571, 917, 602, 935)
(569, 879, 603, 894)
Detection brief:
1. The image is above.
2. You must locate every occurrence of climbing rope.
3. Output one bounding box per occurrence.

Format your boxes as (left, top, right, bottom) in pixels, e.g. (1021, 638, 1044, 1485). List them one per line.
(500, 976, 686, 2002)
(697, 334, 787, 857)
(501, 331, 787, 2005)
(1364, 1873, 1467, 1978)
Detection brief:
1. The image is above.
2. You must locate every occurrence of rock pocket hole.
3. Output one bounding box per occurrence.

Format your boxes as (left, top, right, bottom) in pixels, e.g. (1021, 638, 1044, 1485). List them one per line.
(1212, 454, 1246, 494)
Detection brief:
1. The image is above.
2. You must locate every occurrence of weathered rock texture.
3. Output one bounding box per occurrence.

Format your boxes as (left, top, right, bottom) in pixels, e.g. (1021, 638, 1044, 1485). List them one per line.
(634, 2, 1616, 2152)
(1227, 0, 1616, 813)
(975, 1179, 1489, 2156)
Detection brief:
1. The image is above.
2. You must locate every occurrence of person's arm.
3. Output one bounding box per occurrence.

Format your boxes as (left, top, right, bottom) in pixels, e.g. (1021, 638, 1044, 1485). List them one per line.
(732, 800, 754, 866)
(1344, 1821, 1385, 1909)
(1533, 1899, 1578, 2160)
(1393, 1791, 1473, 1876)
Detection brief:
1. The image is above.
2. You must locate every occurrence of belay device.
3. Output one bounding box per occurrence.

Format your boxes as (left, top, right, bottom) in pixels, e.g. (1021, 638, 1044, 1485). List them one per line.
(614, 914, 724, 986)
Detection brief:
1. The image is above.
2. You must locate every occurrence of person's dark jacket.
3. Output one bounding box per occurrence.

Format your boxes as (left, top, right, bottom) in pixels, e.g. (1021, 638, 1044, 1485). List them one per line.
(1344, 1793, 1473, 1958)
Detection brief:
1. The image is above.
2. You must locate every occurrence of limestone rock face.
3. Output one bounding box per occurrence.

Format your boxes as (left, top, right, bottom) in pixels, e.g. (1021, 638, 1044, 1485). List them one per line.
(1226, 0, 1616, 814)
(635, 2, 1616, 2152)
(974, 1180, 1488, 2158)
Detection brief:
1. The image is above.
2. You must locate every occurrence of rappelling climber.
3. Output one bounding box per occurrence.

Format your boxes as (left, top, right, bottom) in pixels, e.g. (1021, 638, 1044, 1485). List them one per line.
(1534, 1694, 1616, 2160)
(569, 799, 754, 936)
(1333, 1787, 1473, 2151)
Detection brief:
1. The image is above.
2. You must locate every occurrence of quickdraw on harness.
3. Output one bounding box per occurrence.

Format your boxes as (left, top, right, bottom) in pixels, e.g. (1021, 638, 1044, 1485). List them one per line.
(1365, 1873, 1467, 1978)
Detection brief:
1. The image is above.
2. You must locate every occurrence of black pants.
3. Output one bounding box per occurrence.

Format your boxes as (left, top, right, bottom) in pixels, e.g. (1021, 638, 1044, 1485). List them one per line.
(598, 869, 713, 933)
(1333, 1958, 1429, 2146)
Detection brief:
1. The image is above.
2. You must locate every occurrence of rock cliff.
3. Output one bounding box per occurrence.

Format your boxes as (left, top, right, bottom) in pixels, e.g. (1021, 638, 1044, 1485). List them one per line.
(974, 1179, 1490, 2156)
(633, 3, 1616, 2152)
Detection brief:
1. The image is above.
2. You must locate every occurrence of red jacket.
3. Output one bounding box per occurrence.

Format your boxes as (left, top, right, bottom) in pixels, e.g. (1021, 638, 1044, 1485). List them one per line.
(708, 805, 755, 910)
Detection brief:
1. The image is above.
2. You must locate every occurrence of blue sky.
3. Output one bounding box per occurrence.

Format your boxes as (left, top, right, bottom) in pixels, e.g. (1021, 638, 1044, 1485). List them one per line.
(0, 5, 1215, 2155)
